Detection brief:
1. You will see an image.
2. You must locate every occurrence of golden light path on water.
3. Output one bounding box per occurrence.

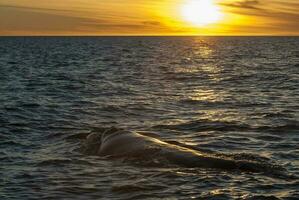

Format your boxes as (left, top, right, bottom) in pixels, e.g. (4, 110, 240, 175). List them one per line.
(172, 39, 238, 123)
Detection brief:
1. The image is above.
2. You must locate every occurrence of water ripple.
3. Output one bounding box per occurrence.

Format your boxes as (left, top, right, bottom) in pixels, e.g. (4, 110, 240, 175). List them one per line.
(1, 36, 298, 199)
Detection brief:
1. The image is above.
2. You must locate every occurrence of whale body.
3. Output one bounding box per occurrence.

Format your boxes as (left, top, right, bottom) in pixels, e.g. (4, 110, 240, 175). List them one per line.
(80, 127, 277, 172)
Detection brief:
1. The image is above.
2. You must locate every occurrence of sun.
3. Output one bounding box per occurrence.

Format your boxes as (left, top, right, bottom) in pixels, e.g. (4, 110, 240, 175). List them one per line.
(181, 0, 222, 26)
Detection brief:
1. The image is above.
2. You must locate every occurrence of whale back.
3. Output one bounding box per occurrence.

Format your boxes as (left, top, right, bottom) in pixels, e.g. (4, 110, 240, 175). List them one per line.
(80, 127, 288, 177)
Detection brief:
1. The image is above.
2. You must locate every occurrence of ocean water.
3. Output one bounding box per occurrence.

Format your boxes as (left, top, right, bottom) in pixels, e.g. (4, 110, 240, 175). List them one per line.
(0, 36, 298, 199)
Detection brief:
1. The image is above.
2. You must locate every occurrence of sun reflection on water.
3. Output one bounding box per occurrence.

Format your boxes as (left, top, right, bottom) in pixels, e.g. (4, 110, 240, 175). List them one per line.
(189, 89, 221, 102)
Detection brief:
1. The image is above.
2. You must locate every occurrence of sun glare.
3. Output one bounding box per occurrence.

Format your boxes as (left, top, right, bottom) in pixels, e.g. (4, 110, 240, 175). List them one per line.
(181, 0, 222, 26)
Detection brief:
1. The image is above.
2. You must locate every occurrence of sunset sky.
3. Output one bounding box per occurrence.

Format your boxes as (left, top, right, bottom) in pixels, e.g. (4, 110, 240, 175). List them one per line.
(0, 0, 298, 36)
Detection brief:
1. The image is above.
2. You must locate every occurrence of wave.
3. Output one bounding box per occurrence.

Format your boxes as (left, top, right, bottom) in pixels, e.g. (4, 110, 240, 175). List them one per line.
(36, 158, 91, 167)
(153, 119, 249, 132)
(153, 119, 299, 133)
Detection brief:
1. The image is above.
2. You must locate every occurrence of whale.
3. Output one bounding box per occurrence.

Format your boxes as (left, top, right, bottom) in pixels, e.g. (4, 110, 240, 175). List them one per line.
(80, 127, 278, 172)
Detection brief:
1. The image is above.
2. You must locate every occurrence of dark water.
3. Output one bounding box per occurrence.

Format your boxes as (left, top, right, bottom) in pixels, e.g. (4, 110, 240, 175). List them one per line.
(0, 37, 298, 199)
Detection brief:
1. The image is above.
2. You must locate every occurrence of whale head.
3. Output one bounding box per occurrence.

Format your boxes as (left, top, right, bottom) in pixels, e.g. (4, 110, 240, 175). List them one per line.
(82, 127, 126, 155)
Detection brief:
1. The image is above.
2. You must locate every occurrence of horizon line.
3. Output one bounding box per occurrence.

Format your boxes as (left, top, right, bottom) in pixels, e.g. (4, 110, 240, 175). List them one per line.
(1, 35, 299, 37)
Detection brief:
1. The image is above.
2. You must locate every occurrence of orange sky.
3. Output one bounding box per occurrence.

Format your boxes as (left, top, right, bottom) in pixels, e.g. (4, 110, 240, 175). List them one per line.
(0, 0, 298, 36)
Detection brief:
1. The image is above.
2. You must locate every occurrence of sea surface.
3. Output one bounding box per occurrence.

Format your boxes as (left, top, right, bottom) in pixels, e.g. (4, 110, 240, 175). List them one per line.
(0, 36, 298, 199)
